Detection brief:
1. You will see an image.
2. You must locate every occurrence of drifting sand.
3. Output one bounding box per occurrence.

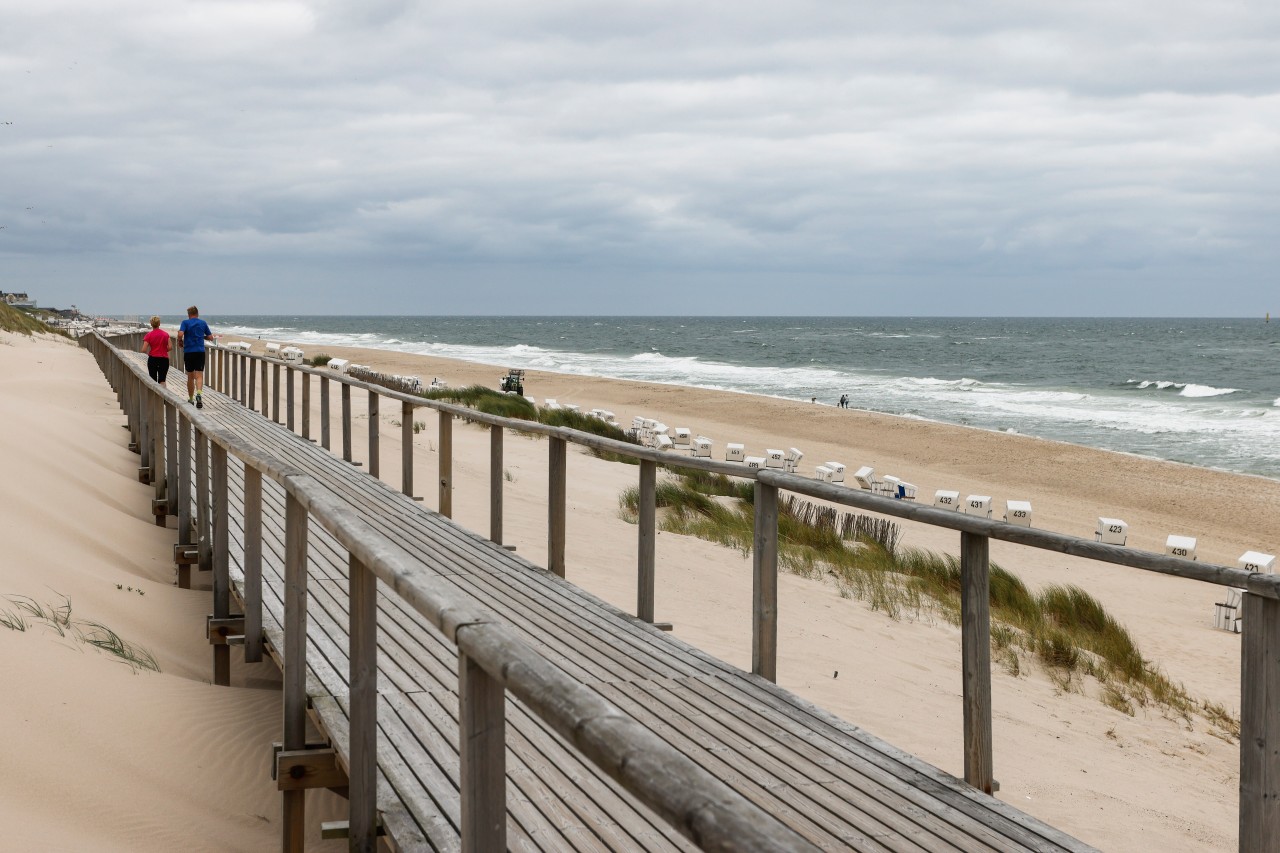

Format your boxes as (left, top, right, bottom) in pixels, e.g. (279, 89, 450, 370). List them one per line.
(5, 328, 1275, 850)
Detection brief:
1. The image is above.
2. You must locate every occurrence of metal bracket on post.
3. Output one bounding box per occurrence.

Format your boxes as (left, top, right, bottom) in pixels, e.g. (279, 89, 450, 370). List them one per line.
(206, 615, 246, 645)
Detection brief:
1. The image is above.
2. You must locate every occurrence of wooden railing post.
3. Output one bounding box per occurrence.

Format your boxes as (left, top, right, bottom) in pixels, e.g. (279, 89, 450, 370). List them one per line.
(301, 372, 311, 440)
(752, 480, 779, 681)
(239, 353, 248, 406)
(489, 425, 503, 545)
(260, 359, 269, 417)
(138, 377, 152, 479)
(458, 644, 506, 851)
(228, 351, 236, 401)
(1240, 593, 1280, 849)
(320, 375, 331, 451)
(368, 390, 380, 479)
(165, 401, 178, 515)
(401, 401, 414, 497)
(637, 460, 656, 622)
(272, 362, 281, 423)
(286, 366, 296, 431)
(177, 415, 193, 589)
(342, 383, 353, 463)
(211, 443, 231, 687)
(242, 467, 263, 663)
(548, 436, 566, 578)
(196, 433, 212, 573)
(151, 393, 166, 507)
(439, 411, 453, 518)
(282, 492, 309, 853)
(248, 356, 257, 410)
(961, 531, 994, 794)
(349, 554, 378, 852)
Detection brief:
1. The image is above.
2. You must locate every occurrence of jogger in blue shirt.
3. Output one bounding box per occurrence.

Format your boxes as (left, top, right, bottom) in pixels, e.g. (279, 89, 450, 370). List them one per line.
(176, 306, 216, 408)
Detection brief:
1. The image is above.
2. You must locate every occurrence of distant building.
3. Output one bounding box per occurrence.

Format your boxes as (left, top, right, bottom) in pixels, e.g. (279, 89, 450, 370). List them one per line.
(0, 291, 36, 308)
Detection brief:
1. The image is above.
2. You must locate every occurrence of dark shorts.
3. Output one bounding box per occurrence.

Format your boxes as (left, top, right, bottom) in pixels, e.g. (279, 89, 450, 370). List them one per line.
(184, 351, 206, 373)
(147, 356, 170, 383)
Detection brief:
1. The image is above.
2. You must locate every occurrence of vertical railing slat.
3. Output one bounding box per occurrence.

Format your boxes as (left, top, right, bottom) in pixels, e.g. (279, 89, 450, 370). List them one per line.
(272, 363, 281, 423)
(489, 425, 503, 545)
(459, 647, 506, 852)
(196, 434, 212, 573)
(1240, 593, 1280, 850)
(752, 480, 779, 682)
(321, 375, 331, 451)
(349, 554, 378, 852)
(548, 437, 566, 578)
(286, 366, 295, 431)
(243, 467, 263, 663)
(402, 401, 414, 497)
(282, 492, 308, 852)
(637, 460, 656, 622)
(211, 443, 230, 687)
(439, 411, 453, 518)
(368, 390, 380, 479)
(301, 371, 311, 440)
(961, 531, 994, 794)
(342, 383, 353, 463)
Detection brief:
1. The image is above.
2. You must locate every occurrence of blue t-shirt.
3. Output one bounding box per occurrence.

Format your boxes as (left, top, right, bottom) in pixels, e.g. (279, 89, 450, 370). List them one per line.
(179, 317, 212, 353)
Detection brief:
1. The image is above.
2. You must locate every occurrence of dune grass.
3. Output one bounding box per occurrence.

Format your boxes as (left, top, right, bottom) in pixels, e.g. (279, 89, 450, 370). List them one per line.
(307, 353, 333, 367)
(619, 471, 1237, 736)
(0, 593, 160, 673)
(0, 302, 65, 337)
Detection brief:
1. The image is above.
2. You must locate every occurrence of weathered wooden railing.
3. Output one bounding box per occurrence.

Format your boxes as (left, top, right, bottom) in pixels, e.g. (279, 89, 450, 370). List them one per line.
(86, 332, 816, 852)
(93, 333, 1280, 851)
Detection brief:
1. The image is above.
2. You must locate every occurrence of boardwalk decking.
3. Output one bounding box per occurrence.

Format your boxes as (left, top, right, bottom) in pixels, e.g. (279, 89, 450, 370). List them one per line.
(122, 346, 1095, 851)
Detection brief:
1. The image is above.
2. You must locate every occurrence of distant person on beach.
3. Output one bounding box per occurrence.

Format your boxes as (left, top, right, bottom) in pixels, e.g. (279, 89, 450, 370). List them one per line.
(838, 394, 848, 408)
(176, 306, 216, 408)
(139, 316, 170, 384)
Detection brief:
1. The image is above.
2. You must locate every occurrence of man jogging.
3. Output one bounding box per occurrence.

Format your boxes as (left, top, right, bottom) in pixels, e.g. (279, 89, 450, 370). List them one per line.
(176, 306, 216, 408)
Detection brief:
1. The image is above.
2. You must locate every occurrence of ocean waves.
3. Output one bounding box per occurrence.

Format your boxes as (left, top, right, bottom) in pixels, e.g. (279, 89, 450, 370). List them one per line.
(1127, 379, 1239, 397)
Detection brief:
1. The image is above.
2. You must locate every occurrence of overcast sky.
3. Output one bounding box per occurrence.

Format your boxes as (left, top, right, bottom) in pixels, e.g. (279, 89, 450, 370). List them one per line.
(3, 1, 1278, 316)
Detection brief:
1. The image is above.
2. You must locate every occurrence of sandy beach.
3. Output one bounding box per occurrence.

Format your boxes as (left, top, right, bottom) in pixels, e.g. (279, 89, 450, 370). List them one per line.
(5, 327, 1274, 850)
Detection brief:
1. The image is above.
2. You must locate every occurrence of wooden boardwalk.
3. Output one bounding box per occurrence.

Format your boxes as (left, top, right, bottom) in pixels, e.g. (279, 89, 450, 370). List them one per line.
(117, 345, 1096, 851)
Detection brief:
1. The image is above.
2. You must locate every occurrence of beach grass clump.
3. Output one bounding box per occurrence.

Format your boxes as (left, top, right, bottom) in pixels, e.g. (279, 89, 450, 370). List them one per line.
(615, 473, 1237, 736)
(422, 384, 538, 420)
(307, 353, 333, 367)
(0, 302, 64, 337)
(0, 593, 160, 673)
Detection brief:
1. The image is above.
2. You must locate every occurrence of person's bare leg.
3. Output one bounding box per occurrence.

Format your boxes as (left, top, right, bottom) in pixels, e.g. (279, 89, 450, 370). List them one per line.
(194, 370, 204, 395)
(186, 370, 196, 400)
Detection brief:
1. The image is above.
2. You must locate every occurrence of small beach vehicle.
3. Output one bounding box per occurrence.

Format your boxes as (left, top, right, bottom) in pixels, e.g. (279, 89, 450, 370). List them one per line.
(499, 369, 525, 395)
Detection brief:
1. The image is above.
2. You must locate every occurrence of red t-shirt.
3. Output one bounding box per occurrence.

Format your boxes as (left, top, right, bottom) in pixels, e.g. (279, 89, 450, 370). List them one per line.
(144, 328, 171, 358)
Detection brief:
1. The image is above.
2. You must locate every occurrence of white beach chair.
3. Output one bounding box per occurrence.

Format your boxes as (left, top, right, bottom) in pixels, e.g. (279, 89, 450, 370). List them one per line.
(765, 449, 785, 469)
(964, 495, 993, 518)
(524, 396, 536, 406)
(1096, 517, 1128, 546)
(673, 427, 691, 446)
(690, 436, 712, 458)
(785, 448, 803, 472)
(814, 466, 834, 483)
(726, 443, 745, 463)
(632, 416, 646, 430)
(1238, 551, 1277, 573)
(225, 341, 252, 353)
(1004, 500, 1032, 527)
(328, 358, 350, 374)
(933, 490, 960, 510)
(853, 466, 877, 491)
(745, 456, 766, 470)
(265, 342, 282, 359)
(1165, 535, 1198, 561)
(544, 398, 561, 410)
(897, 481, 918, 500)
(281, 346, 305, 365)
(824, 462, 846, 483)
(564, 404, 579, 414)
(654, 434, 674, 452)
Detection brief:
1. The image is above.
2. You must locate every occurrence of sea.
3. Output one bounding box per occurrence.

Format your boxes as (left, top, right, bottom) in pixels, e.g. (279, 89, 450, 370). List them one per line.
(191, 316, 1280, 480)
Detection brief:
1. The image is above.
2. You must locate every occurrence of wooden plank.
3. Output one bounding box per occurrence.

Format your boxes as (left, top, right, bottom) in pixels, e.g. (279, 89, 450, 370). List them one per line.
(753, 480, 779, 682)
(277, 747, 348, 791)
(637, 460, 656, 623)
(177, 414, 192, 589)
(283, 490, 309, 853)
(342, 382, 353, 462)
(1241, 592, 1280, 850)
(350, 554, 379, 852)
(489, 425, 503, 545)
(402, 400, 414, 498)
(368, 389, 380, 480)
(301, 371, 311, 440)
(459, 648, 507, 851)
(439, 411, 453, 518)
(286, 365, 295, 431)
(272, 362, 282, 423)
(243, 466, 264, 663)
(196, 433, 211, 573)
(212, 442, 231, 686)
(961, 531, 994, 795)
(320, 374, 331, 450)
(165, 401, 178, 516)
(548, 437, 566, 578)
(260, 359, 269, 417)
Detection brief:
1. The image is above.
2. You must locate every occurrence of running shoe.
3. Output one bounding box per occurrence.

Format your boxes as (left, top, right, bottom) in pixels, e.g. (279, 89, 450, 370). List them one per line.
(196, 394, 203, 409)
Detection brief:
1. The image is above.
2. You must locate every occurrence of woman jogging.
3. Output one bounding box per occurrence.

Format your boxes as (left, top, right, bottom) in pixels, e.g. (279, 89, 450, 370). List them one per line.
(140, 316, 171, 384)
